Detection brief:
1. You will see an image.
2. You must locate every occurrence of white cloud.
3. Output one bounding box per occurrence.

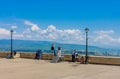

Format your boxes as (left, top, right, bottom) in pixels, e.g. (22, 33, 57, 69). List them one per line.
(93, 30, 120, 46)
(43, 25, 83, 43)
(11, 26, 17, 29)
(1, 20, 120, 48)
(13, 34, 24, 38)
(94, 30, 114, 35)
(22, 22, 84, 44)
(24, 20, 40, 31)
(23, 28, 31, 34)
(0, 28, 10, 35)
(0, 28, 10, 39)
(46, 25, 56, 32)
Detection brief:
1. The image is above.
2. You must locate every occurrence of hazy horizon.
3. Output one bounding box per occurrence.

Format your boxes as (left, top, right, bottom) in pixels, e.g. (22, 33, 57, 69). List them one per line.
(0, 39, 120, 57)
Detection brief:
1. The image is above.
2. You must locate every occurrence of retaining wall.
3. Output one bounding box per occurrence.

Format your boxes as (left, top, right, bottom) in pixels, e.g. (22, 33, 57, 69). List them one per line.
(88, 56, 120, 65)
(0, 52, 20, 58)
(0, 52, 120, 65)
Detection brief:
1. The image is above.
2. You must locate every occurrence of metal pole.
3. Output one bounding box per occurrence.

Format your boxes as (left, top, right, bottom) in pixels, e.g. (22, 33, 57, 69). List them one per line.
(85, 32, 88, 64)
(85, 27, 89, 64)
(10, 30, 13, 58)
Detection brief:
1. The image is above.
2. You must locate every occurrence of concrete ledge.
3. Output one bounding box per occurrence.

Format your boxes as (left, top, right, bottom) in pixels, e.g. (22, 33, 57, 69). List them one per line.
(0, 52, 20, 59)
(42, 53, 54, 60)
(1, 52, 120, 65)
(0, 52, 9, 58)
(13, 53, 21, 58)
(64, 54, 72, 61)
(20, 53, 35, 59)
(88, 56, 120, 65)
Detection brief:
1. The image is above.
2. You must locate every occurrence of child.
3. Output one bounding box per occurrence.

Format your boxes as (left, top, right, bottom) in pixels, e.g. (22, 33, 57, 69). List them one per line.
(80, 56, 85, 64)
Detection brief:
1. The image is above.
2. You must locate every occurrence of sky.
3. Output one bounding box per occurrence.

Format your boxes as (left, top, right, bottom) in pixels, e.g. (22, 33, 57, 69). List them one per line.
(0, 0, 120, 49)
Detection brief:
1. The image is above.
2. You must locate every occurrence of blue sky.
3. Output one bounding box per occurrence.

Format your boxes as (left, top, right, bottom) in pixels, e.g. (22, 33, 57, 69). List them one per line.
(0, 0, 120, 49)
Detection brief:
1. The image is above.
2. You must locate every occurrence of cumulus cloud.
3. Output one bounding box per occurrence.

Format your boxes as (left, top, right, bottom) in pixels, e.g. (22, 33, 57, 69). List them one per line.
(24, 20, 40, 31)
(0, 21, 84, 44)
(1, 20, 120, 48)
(23, 21, 84, 44)
(44, 25, 83, 43)
(93, 30, 120, 45)
(0, 28, 10, 39)
(0, 28, 10, 35)
(46, 25, 56, 32)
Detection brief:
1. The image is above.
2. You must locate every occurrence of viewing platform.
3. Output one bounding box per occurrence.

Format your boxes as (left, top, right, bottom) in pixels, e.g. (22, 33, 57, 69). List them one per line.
(0, 58, 120, 79)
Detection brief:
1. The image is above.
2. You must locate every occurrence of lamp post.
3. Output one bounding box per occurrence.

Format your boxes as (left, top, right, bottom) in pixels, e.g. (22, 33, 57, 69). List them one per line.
(10, 30, 13, 58)
(85, 27, 89, 64)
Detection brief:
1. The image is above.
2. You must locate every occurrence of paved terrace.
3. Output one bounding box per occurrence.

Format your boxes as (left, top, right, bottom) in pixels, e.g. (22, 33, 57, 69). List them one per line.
(0, 58, 120, 79)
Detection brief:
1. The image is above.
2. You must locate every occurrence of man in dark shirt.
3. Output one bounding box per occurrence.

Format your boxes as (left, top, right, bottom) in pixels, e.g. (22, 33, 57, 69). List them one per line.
(51, 44, 56, 56)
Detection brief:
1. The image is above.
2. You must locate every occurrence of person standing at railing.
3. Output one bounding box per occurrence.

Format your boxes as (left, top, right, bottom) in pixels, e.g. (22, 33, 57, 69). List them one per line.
(57, 46, 62, 62)
(74, 50, 79, 62)
(71, 50, 75, 62)
(57, 46, 61, 56)
(51, 44, 56, 56)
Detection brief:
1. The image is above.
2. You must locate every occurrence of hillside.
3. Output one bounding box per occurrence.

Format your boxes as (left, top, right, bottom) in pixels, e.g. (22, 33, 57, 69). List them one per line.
(0, 39, 119, 56)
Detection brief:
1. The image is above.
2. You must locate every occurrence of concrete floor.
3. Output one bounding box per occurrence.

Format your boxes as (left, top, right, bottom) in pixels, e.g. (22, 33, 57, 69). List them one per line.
(0, 58, 120, 79)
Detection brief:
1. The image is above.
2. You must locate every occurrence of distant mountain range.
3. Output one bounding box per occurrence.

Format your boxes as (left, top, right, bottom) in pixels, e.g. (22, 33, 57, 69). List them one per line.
(0, 39, 120, 56)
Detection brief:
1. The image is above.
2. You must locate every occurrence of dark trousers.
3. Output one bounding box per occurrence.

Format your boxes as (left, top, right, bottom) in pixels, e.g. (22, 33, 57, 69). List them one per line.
(35, 53, 41, 59)
(72, 55, 75, 62)
(53, 50, 57, 56)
